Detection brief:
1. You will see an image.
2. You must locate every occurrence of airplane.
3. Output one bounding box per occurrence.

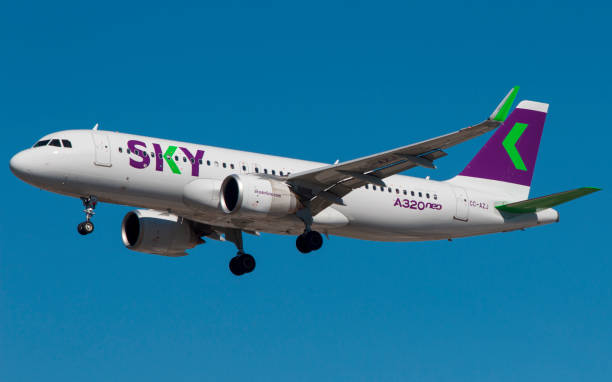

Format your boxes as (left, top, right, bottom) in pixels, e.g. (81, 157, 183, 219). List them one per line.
(9, 87, 601, 276)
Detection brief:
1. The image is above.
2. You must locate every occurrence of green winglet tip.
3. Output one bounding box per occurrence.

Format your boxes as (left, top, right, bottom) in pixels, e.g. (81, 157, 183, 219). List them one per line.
(493, 86, 520, 122)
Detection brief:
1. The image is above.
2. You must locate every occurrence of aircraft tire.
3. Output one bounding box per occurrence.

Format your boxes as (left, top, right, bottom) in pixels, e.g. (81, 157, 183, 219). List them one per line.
(296, 234, 311, 254)
(305, 231, 323, 251)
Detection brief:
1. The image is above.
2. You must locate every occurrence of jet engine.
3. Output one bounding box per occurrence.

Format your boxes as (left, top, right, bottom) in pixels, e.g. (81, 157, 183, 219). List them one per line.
(121, 209, 201, 257)
(219, 174, 300, 218)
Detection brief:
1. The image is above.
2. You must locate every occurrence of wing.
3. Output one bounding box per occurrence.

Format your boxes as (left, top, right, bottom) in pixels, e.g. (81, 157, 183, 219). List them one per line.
(287, 87, 520, 216)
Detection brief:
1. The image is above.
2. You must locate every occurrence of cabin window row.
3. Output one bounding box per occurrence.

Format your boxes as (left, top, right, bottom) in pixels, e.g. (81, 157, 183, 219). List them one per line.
(118, 147, 291, 176)
(364, 184, 437, 200)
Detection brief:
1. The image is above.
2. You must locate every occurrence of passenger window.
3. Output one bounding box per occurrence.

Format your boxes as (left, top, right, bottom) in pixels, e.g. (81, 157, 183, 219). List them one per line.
(388, 188, 392, 193)
(118, 147, 123, 153)
(403, 190, 407, 195)
(418, 192, 422, 197)
(62, 140, 72, 148)
(199, 159, 203, 165)
(373, 186, 377, 191)
(207, 160, 211, 166)
(242, 165, 246, 171)
(264, 169, 268, 174)
(381, 187, 385, 192)
(191, 158, 195, 164)
(33, 140, 50, 147)
(158, 153, 162, 158)
(434, 194, 438, 200)
(365, 184, 369, 189)
(411, 191, 415, 196)
(223, 163, 227, 168)
(279, 171, 284, 176)
(183, 157, 187, 162)
(174, 155, 179, 161)
(49, 139, 61, 147)
(255, 167, 259, 173)
(426, 193, 430, 199)
(230, 164, 235, 169)
(127, 149, 131, 154)
(272, 170, 276, 175)
(395, 188, 399, 194)
(151, 152, 155, 157)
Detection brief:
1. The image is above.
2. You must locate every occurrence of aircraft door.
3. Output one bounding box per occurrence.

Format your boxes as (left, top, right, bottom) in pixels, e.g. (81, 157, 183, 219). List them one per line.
(92, 130, 112, 167)
(452, 186, 469, 221)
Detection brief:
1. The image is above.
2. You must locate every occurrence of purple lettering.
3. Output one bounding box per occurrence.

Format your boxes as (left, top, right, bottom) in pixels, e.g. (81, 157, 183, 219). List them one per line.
(417, 201, 425, 210)
(180, 147, 205, 177)
(127, 140, 150, 169)
(152, 143, 164, 172)
(394, 198, 402, 207)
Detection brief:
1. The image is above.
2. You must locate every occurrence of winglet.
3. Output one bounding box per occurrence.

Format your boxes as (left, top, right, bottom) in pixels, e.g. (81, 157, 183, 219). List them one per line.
(496, 187, 601, 213)
(490, 86, 520, 122)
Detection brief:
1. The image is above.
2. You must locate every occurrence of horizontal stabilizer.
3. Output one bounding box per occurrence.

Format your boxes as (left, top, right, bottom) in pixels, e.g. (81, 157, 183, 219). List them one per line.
(496, 187, 601, 213)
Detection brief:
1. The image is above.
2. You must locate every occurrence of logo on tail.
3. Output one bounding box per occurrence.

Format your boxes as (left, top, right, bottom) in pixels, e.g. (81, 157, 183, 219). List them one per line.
(502, 122, 528, 171)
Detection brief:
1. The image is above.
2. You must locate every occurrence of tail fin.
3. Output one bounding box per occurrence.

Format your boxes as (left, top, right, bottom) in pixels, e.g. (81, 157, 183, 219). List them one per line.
(456, 97, 549, 199)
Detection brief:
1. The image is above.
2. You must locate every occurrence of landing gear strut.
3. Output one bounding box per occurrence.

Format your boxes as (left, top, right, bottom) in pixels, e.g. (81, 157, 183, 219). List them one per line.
(295, 207, 324, 253)
(77, 196, 97, 235)
(225, 229, 256, 276)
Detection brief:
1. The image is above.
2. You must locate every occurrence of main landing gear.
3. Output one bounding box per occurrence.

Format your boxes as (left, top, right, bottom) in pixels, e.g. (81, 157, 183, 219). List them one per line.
(225, 229, 256, 276)
(77, 196, 97, 235)
(296, 231, 323, 253)
(295, 207, 324, 254)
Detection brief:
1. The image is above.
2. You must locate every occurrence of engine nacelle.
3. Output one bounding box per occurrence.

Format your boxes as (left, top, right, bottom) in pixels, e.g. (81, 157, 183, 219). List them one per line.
(121, 209, 200, 257)
(183, 178, 222, 211)
(220, 174, 299, 218)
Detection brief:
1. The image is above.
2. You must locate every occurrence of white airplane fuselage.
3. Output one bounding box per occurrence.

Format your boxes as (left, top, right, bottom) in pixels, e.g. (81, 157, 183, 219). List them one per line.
(9, 129, 559, 243)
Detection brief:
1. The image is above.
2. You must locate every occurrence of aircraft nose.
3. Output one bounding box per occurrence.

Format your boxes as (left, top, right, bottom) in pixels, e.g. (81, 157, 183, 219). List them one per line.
(9, 150, 31, 180)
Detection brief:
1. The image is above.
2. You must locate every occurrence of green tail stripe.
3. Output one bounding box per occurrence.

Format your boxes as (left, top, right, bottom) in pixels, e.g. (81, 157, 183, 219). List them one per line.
(493, 86, 520, 122)
(502, 122, 528, 171)
(163, 146, 181, 174)
(496, 187, 602, 213)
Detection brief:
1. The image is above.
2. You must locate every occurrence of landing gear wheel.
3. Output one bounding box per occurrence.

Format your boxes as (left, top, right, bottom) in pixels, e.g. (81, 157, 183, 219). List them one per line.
(296, 234, 311, 254)
(305, 231, 323, 251)
(77, 221, 94, 235)
(229, 253, 256, 276)
(229, 256, 245, 276)
(296, 231, 323, 253)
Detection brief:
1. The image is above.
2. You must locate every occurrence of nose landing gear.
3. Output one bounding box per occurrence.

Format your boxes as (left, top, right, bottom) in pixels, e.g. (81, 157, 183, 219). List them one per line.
(77, 196, 97, 235)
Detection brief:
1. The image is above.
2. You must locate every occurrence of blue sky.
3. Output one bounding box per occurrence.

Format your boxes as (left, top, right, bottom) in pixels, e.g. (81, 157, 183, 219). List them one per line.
(1, 1, 611, 380)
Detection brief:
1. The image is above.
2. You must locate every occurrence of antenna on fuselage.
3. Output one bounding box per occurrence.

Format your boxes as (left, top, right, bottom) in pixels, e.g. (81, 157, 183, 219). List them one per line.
(92, 123, 99, 131)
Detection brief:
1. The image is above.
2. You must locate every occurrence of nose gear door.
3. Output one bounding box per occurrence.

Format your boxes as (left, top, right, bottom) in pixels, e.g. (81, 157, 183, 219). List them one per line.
(92, 131, 112, 167)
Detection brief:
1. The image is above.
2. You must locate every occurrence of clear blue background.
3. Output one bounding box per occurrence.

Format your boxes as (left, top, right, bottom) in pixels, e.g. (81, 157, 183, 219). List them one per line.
(1, 1, 610, 380)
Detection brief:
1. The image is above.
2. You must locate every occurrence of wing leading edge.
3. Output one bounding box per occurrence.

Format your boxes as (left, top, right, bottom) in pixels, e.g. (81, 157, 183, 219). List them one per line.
(287, 87, 520, 216)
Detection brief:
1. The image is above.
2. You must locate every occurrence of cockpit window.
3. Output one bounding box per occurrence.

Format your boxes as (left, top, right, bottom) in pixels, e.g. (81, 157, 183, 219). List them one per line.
(33, 140, 50, 147)
(62, 139, 72, 148)
(49, 139, 61, 147)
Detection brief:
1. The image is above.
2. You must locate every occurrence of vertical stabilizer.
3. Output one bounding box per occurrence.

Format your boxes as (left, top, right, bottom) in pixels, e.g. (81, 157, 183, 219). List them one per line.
(452, 100, 549, 200)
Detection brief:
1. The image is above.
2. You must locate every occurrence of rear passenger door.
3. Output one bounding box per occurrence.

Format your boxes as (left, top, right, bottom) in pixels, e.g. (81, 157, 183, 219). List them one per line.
(92, 131, 112, 167)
